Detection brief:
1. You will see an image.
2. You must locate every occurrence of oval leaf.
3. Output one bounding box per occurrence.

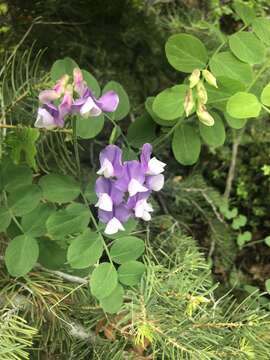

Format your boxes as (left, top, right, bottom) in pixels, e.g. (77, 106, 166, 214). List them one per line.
(8, 184, 42, 216)
(252, 18, 270, 46)
(67, 229, 103, 269)
(76, 114, 105, 139)
(225, 113, 247, 129)
(110, 236, 145, 264)
(199, 113, 225, 147)
(226, 92, 261, 119)
(153, 85, 187, 121)
(118, 260, 145, 286)
(127, 114, 156, 148)
(82, 70, 100, 97)
(172, 124, 201, 165)
(145, 97, 176, 127)
(209, 51, 253, 85)
(260, 83, 270, 106)
(100, 284, 124, 314)
(234, 1, 256, 26)
(5, 235, 39, 277)
(39, 173, 80, 203)
(0, 207, 11, 232)
(51, 57, 78, 81)
(21, 203, 55, 237)
(229, 32, 266, 65)
(38, 238, 66, 270)
(90, 262, 118, 299)
(165, 34, 208, 73)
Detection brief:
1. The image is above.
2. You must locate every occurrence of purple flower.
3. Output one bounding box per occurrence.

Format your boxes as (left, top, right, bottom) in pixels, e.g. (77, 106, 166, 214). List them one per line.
(127, 192, 153, 221)
(140, 143, 166, 175)
(146, 174, 164, 192)
(72, 69, 119, 118)
(95, 177, 123, 211)
(39, 74, 69, 104)
(98, 204, 131, 235)
(115, 160, 149, 197)
(97, 145, 123, 178)
(35, 89, 72, 129)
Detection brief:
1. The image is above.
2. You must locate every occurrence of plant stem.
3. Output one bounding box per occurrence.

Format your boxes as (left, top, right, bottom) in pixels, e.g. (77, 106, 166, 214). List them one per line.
(0, 123, 72, 133)
(104, 113, 131, 150)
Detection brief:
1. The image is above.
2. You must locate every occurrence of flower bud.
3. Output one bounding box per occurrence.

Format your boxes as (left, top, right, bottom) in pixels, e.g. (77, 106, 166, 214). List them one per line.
(196, 80, 208, 104)
(189, 69, 201, 88)
(202, 69, 218, 88)
(53, 74, 69, 95)
(196, 103, 215, 126)
(184, 89, 194, 116)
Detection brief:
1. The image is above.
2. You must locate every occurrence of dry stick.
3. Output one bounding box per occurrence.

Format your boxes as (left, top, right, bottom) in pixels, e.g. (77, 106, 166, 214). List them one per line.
(224, 128, 244, 200)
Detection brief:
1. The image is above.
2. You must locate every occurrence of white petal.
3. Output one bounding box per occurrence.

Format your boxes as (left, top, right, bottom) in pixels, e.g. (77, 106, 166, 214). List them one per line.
(142, 211, 151, 221)
(80, 97, 102, 117)
(147, 157, 166, 175)
(95, 193, 113, 211)
(34, 108, 55, 129)
(148, 174, 164, 191)
(128, 179, 148, 197)
(96, 159, 114, 178)
(134, 200, 145, 218)
(105, 217, 125, 235)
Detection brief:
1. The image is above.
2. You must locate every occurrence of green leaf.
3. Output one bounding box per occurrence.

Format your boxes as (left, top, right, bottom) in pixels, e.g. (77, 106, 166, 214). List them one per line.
(46, 203, 90, 239)
(234, 0, 256, 26)
(172, 124, 201, 166)
(81, 70, 100, 97)
(145, 97, 176, 127)
(224, 207, 238, 220)
(76, 114, 105, 139)
(38, 238, 66, 270)
(83, 173, 98, 204)
(237, 231, 252, 247)
(8, 184, 42, 216)
(260, 83, 270, 106)
(0, 207, 11, 232)
(209, 51, 253, 85)
(264, 236, 270, 247)
(227, 92, 261, 119)
(165, 34, 208, 73)
(110, 236, 145, 264)
(199, 112, 225, 147)
(100, 284, 124, 314)
(127, 114, 156, 148)
(206, 76, 245, 112)
(102, 81, 130, 121)
(5, 235, 39, 277)
(90, 262, 118, 299)
(225, 113, 247, 129)
(21, 203, 55, 237)
(252, 18, 270, 46)
(51, 57, 78, 81)
(67, 229, 103, 269)
(6, 128, 40, 170)
(39, 173, 80, 203)
(118, 260, 145, 286)
(229, 32, 265, 65)
(153, 85, 187, 121)
(265, 279, 270, 293)
(232, 214, 247, 230)
(1, 162, 33, 192)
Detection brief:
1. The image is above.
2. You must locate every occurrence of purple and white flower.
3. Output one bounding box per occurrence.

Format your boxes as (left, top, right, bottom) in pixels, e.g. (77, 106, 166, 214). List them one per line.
(72, 68, 119, 118)
(95, 143, 166, 234)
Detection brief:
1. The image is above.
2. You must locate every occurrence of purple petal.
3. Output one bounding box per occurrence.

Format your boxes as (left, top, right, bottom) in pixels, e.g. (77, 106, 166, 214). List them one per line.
(39, 90, 59, 104)
(127, 191, 151, 210)
(140, 143, 152, 172)
(114, 204, 131, 223)
(99, 145, 123, 178)
(98, 209, 113, 224)
(115, 160, 145, 192)
(95, 178, 123, 205)
(73, 68, 86, 96)
(35, 108, 56, 128)
(95, 91, 119, 112)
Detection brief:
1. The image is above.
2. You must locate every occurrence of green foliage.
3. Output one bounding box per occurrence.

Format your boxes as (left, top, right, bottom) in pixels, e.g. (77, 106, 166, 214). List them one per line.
(127, 114, 156, 147)
(50, 57, 78, 81)
(109, 236, 145, 264)
(153, 85, 187, 120)
(227, 92, 261, 118)
(172, 124, 201, 165)
(102, 81, 130, 121)
(90, 262, 118, 299)
(118, 260, 145, 286)
(165, 34, 208, 72)
(229, 32, 266, 64)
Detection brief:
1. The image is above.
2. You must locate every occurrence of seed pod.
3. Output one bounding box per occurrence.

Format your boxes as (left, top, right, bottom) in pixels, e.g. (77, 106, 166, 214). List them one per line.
(184, 89, 194, 116)
(202, 69, 218, 88)
(189, 69, 201, 88)
(196, 81, 208, 104)
(196, 102, 215, 126)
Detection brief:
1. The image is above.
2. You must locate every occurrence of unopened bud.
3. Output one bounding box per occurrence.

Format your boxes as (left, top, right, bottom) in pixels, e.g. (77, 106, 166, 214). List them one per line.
(196, 81, 208, 104)
(196, 103, 215, 126)
(202, 69, 218, 88)
(184, 89, 194, 116)
(53, 74, 69, 95)
(189, 69, 201, 88)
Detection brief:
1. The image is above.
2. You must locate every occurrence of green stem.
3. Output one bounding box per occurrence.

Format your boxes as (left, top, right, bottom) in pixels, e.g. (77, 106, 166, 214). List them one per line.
(72, 118, 81, 179)
(262, 104, 270, 115)
(104, 113, 131, 150)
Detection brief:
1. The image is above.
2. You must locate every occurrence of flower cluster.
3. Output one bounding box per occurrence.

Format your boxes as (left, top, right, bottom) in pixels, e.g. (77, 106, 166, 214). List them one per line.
(35, 68, 119, 129)
(95, 144, 166, 235)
